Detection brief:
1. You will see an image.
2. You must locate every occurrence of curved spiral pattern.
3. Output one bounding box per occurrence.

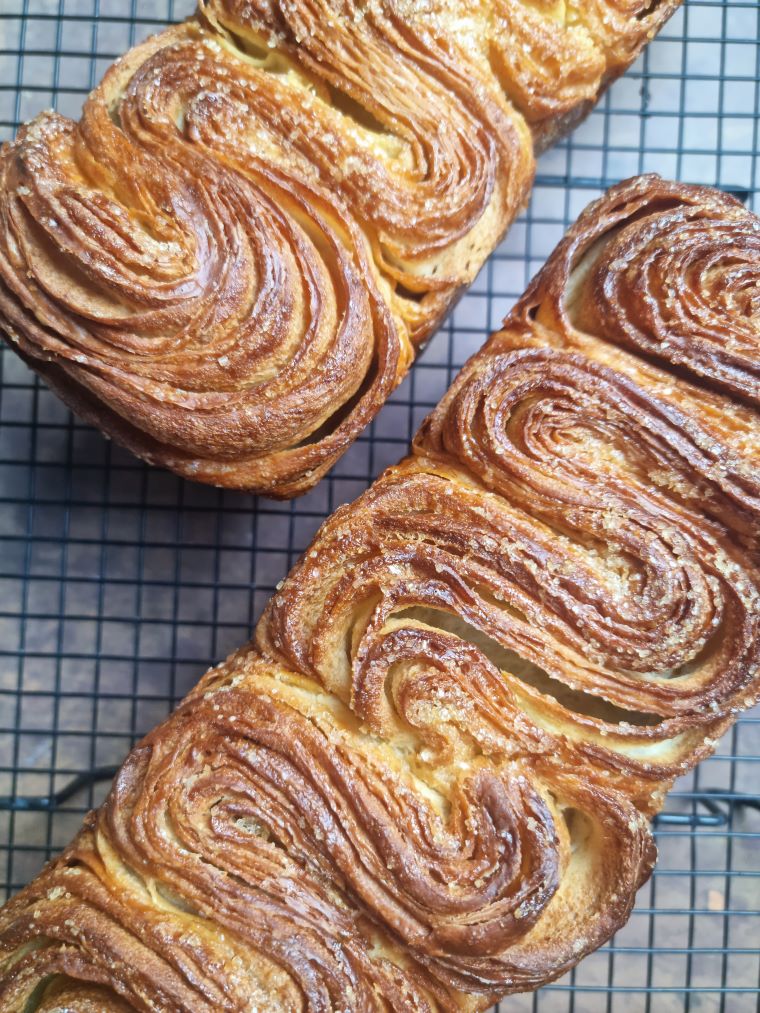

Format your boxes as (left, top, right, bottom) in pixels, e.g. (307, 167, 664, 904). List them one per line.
(0, 660, 653, 1010)
(0, 3, 678, 496)
(523, 175, 760, 406)
(4, 176, 757, 1011)
(486, 0, 679, 133)
(201, 0, 531, 320)
(0, 27, 406, 496)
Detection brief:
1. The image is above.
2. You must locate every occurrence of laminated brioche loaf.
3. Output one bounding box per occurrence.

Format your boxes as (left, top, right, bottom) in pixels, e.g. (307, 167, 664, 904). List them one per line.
(0, 0, 680, 497)
(1, 175, 758, 1012)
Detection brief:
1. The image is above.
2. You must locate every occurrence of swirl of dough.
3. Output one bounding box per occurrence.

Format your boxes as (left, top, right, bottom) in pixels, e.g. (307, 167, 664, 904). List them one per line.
(0, 657, 654, 1007)
(375, 0, 680, 150)
(201, 0, 533, 338)
(29, 981, 134, 1013)
(0, 45, 406, 495)
(0, 702, 447, 1010)
(578, 205, 760, 405)
(0, 835, 292, 1011)
(426, 333, 759, 532)
(419, 340, 759, 700)
(482, 0, 677, 140)
(526, 176, 760, 407)
(573, 0, 683, 69)
(486, 0, 607, 124)
(258, 468, 742, 803)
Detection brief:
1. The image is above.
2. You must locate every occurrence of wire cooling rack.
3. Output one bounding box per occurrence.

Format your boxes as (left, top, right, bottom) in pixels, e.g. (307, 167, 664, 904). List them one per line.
(0, 2, 759, 1010)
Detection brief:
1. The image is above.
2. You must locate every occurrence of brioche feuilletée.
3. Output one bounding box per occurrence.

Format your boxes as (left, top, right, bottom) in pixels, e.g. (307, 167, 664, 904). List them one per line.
(0, 0, 680, 497)
(1, 175, 758, 1011)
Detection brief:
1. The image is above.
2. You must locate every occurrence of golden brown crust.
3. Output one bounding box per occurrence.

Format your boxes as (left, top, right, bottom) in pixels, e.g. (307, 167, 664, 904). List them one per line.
(2, 175, 758, 1011)
(486, 0, 681, 126)
(520, 175, 760, 407)
(0, 661, 654, 1012)
(0, 2, 678, 497)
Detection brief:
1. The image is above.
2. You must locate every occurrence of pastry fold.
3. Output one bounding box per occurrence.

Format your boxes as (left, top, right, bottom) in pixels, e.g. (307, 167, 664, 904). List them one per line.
(0, 1, 679, 496)
(1, 176, 758, 1012)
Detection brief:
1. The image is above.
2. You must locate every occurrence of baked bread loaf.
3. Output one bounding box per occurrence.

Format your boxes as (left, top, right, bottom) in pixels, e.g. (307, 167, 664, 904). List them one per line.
(0, 0, 679, 497)
(1, 175, 758, 1011)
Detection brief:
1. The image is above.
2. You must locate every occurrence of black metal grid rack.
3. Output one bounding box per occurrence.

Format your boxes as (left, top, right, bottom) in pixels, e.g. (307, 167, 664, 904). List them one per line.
(0, 1, 759, 1009)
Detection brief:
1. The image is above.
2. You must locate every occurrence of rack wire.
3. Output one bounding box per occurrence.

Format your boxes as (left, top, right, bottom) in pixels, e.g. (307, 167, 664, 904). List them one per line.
(0, 1, 759, 1009)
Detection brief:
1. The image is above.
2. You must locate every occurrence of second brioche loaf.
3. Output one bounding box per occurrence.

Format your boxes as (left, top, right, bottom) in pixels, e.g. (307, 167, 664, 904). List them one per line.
(0, 0, 680, 496)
